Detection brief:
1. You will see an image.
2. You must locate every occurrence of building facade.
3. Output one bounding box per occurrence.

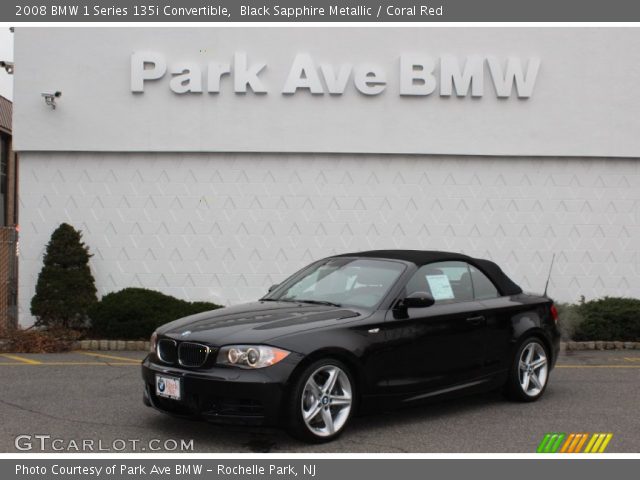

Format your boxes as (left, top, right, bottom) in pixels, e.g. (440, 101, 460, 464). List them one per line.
(13, 28, 640, 325)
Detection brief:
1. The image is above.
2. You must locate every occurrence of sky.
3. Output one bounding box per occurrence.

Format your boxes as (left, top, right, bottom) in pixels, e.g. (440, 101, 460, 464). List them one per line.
(0, 27, 14, 100)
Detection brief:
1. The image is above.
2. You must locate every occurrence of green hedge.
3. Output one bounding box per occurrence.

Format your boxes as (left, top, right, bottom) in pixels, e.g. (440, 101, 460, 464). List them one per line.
(88, 288, 221, 339)
(571, 297, 640, 342)
(555, 303, 584, 341)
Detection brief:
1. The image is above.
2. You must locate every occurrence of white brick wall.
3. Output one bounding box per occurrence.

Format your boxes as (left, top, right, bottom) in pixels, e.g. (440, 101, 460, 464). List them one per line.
(18, 152, 640, 325)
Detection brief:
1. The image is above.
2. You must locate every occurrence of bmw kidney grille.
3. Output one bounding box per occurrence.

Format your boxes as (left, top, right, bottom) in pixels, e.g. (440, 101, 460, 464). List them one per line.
(177, 342, 210, 367)
(157, 339, 211, 367)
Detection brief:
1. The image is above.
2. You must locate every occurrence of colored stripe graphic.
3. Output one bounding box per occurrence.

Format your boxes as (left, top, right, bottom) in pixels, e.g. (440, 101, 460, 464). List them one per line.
(573, 433, 589, 453)
(562, 433, 582, 453)
(536, 433, 565, 453)
(559, 433, 576, 453)
(537, 433, 613, 453)
(597, 434, 613, 453)
(536, 433, 552, 453)
(584, 433, 614, 453)
(589, 434, 605, 453)
(549, 433, 565, 453)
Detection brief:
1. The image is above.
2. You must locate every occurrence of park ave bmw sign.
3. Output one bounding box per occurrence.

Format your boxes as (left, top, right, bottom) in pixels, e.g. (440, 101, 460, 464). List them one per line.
(131, 52, 541, 98)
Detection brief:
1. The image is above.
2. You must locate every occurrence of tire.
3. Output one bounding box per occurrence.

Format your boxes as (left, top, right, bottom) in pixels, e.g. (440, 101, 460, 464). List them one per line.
(286, 358, 355, 443)
(504, 336, 550, 402)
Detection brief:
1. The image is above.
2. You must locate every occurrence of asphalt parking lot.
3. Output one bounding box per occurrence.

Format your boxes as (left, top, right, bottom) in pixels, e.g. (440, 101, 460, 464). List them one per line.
(0, 350, 638, 453)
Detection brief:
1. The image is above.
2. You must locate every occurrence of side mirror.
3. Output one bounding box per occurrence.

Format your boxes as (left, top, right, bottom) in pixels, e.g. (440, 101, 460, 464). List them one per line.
(402, 291, 435, 308)
(268, 284, 279, 293)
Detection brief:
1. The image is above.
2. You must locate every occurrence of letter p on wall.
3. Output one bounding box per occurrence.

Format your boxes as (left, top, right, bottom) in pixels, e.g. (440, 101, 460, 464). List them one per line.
(131, 52, 167, 92)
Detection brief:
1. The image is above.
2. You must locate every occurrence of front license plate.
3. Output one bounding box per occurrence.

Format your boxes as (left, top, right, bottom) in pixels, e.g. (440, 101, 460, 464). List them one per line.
(155, 374, 181, 400)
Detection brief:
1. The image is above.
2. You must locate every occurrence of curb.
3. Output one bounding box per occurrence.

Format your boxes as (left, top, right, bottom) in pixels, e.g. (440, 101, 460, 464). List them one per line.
(562, 341, 639, 352)
(64, 340, 640, 352)
(72, 340, 150, 351)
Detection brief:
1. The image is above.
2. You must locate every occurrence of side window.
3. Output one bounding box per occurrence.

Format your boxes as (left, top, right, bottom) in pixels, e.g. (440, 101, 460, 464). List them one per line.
(406, 261, 474, 303)
(469, 265, 499, 300)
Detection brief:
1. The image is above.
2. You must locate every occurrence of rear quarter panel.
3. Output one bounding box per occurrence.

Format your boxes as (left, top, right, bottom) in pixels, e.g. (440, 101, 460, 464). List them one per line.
(479, 294, 560, 374)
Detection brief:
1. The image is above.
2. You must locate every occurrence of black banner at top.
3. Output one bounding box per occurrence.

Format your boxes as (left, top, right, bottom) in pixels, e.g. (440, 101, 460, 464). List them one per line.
(3, 0, 640, 22)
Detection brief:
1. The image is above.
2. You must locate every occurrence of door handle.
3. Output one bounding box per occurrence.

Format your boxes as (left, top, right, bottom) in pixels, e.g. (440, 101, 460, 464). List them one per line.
(466, 315, 485, 326)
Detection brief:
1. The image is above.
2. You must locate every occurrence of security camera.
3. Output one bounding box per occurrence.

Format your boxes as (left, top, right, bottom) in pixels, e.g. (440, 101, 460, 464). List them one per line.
(0, 61, 14, 74)
(41, 91, 62, 109)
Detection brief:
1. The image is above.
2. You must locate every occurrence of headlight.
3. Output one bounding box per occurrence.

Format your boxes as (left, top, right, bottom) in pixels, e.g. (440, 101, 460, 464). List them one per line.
(217, 345, 290, 369)
(150, 331, 158, 353)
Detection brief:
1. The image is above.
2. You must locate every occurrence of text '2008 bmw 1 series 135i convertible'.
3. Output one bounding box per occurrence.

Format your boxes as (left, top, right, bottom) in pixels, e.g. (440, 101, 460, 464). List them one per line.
(142, 250, 560, 443)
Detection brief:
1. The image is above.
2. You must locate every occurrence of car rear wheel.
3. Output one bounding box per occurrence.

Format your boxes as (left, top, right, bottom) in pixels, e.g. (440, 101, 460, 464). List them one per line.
(287, 359, 355, 443)
(505, 337, 550, 402)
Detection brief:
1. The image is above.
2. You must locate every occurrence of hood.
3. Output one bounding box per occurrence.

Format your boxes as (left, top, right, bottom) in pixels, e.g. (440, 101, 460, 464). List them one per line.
(156, 301, 363, 346)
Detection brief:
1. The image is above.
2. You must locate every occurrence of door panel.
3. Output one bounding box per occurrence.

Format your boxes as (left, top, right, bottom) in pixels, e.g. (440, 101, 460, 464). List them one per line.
(468, 265, 511, 374)
(381, 300, 487, 395)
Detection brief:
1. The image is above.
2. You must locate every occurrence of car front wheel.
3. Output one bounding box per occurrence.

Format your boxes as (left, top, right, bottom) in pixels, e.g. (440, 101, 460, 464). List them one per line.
(287, 359, 355, 443)
(505, 337, 550, 402)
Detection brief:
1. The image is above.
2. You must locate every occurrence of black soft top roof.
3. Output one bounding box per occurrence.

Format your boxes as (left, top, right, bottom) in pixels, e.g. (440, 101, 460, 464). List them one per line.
(333, 249, 523, 296)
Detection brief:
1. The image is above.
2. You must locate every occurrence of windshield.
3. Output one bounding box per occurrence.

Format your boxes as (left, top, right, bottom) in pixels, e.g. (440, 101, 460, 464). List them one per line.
(268, 258, 406, 309)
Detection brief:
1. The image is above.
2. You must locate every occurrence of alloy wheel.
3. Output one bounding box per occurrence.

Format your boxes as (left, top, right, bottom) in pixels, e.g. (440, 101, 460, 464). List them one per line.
(518, 341, 549, 397)
(301, 365, 353, 437)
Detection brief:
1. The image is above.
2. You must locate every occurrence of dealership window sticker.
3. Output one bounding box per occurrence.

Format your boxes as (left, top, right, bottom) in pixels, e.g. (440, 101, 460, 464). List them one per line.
(426, 274, 455, 300)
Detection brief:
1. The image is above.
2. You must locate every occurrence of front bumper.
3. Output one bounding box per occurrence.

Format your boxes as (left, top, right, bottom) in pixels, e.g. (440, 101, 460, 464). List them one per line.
(141, 354, 301, 426)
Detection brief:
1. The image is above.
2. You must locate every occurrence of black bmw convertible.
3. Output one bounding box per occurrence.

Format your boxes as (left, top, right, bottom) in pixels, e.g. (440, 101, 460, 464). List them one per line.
(142, 250, 560, 442)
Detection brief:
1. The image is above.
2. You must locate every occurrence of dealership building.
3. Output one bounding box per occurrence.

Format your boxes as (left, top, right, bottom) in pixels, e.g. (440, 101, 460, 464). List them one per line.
(12, 27, 640, 325)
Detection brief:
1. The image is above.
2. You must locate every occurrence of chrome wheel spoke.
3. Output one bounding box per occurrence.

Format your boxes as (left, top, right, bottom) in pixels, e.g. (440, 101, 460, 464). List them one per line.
(308, 378, 323, 397)
(525, 345, 534, 363)
(329, 394, 351, 406)
(521, 372, 530, 392)
(323, 368, 339, 394)
(321, 407, 335, 435)
(304, 402, 322, 422)
(530, 373, 542, 390)
(531, 358, 547, 370)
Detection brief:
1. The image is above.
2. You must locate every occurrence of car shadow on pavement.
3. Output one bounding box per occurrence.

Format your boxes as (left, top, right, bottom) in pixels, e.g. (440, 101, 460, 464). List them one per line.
(141, 389, 516, 453)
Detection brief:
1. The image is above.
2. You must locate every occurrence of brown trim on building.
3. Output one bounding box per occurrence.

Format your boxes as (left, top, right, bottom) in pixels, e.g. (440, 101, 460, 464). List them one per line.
(0, 95, 18, 334)
(0, 227, 18, 334)
(5, 137, 17, 226)
(0, 95, 11, 135)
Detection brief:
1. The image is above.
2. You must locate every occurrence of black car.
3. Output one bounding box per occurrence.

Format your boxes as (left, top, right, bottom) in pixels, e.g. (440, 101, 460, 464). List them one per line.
(142, 250, 560, 442)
